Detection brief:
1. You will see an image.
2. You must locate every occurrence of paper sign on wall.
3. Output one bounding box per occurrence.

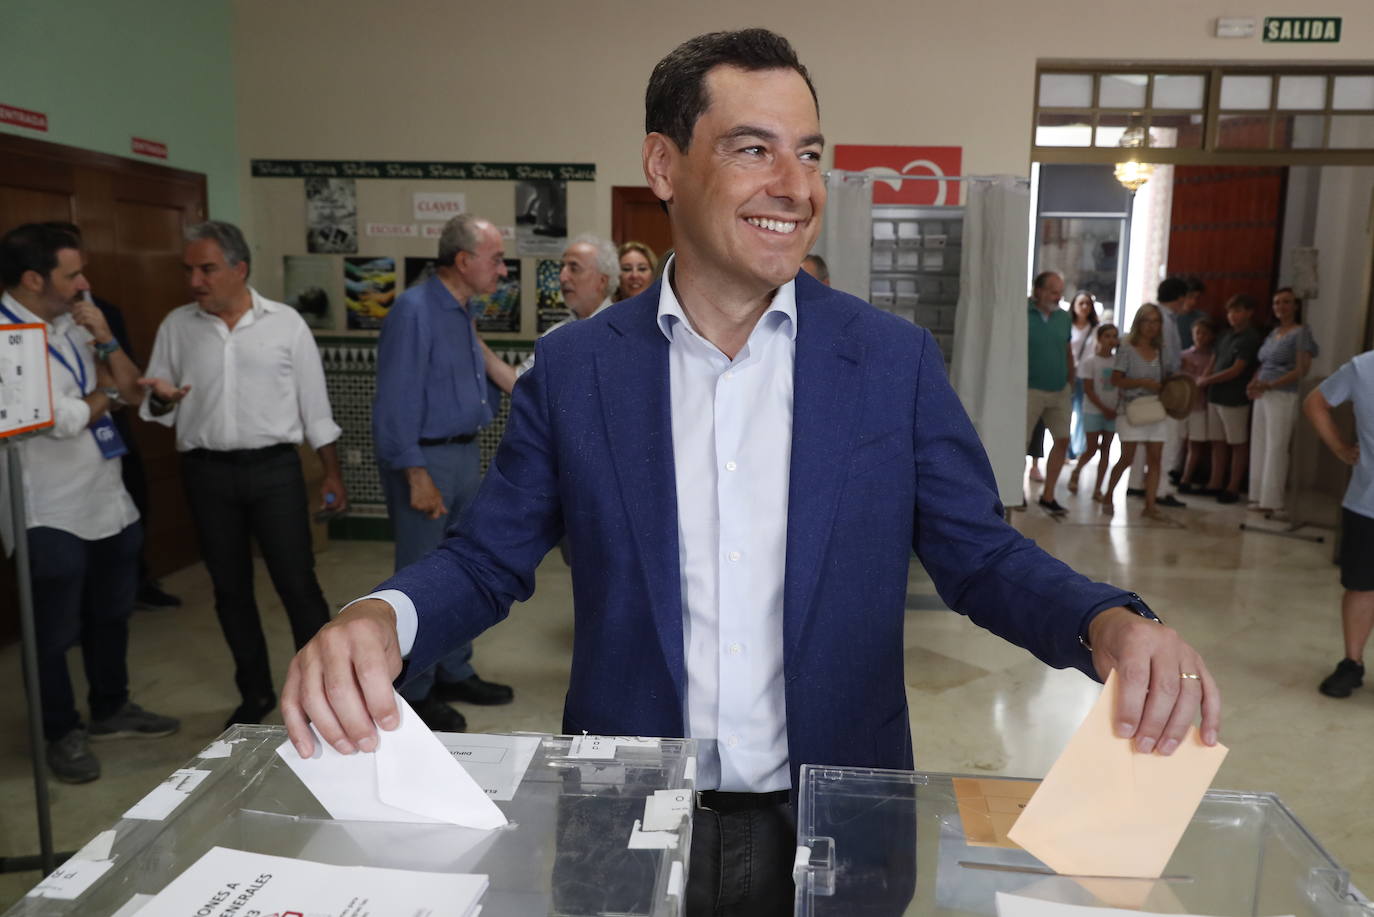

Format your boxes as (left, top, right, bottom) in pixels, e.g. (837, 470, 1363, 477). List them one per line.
(367, 223, 419, 238)
(0, 103, 48, 132)
(414, 192, 467, 221)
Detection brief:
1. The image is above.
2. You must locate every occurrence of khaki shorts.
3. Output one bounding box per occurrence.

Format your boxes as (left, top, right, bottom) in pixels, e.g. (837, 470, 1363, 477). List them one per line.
(1185, 410, 1209, 441)
(1207, 402, 1250, 445)
(1026, 386, 1072, 441)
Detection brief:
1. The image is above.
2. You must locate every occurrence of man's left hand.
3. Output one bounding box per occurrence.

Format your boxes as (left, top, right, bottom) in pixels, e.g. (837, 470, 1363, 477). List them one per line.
(1087, 607, 1221, 755)
(320, 474, 349, 514)
(71, 299, 114, 344)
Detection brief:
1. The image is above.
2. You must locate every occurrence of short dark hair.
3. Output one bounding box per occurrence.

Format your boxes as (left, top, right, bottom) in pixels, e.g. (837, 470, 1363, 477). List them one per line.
(1225, 293, 1257, 312)
(0, 223, 81, 289)
(1274, 285, 1304, 323)
(185, 221, 252, 277)
(802, 252, 829, 283)
(646, 29, 818, 151)
(1157, 276, 1188, 303)
(1186, 277, 1206, 294)
(1032, 270, 1060, 291)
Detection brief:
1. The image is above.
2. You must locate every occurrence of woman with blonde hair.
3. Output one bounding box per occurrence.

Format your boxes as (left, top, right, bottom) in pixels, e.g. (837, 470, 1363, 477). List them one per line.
(1104, 303, 1171, 520)
(614, 241, 659, 302)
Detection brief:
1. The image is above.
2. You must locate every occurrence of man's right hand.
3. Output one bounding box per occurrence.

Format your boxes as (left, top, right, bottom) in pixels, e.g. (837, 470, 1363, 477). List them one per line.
(281, 598, 403, 758)
(138, 376, 191, 404)
(406, 467, 446, 520)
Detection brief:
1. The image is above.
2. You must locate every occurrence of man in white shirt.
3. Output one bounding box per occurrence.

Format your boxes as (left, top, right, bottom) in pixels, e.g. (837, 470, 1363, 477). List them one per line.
(280, 31, 1221, 915)
(0, 223, 179, 784)
(140, 221, 347, 731)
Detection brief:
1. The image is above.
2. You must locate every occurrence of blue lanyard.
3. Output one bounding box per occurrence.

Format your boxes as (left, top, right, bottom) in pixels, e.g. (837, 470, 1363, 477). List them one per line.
(0, 300, 90, 394)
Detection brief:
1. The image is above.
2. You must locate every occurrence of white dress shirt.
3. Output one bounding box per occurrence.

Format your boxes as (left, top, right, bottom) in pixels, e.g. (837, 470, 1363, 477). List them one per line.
(138, 288, 341, 451)
(377, 268, 797, 792)
(0, 293, 138, 547)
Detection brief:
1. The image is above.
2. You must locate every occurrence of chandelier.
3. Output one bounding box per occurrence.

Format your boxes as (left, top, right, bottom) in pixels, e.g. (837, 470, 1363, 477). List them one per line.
(1113, 123, 1155, 193)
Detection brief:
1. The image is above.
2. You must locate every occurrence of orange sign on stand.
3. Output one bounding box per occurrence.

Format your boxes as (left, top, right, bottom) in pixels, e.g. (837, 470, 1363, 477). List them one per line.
(833, 145, 962, 206)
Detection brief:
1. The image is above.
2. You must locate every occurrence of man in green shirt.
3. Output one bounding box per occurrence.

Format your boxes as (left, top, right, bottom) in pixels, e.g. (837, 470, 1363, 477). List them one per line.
(1027, 271, 1075, 513)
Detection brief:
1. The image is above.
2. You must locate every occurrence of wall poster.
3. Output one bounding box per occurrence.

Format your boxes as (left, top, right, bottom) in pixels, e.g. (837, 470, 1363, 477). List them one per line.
(305, 177, 358, 253)
(535, 259, 570, 332)
(472, 259, 522, 333)
(344, 256, 396, 330)
(515, 180, 567, 257)
(282, 255, 334, 329)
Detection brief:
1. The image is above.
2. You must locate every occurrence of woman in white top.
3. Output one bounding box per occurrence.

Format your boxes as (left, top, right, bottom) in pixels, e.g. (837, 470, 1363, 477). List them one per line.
(1105, 303, 1171, 520)
(1068, 290, 1099, 460)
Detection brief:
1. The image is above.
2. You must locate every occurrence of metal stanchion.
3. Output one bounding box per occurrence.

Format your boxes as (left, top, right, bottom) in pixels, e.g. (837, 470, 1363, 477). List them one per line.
(4, 440, 58, 876)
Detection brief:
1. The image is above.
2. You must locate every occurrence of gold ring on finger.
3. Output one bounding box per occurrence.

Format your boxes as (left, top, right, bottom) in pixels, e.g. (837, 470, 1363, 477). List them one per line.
(1180, 672, 1201, 680)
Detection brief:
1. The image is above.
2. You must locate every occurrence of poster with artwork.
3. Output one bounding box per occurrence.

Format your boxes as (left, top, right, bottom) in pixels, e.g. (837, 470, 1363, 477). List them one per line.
(472, 259, 521, 333)
(404, 257, 438, 290)
(305, 177, 358, 253)
(535, 258, 571, 332)
(344, 256, 396, 330)
(281, 255, 335, 329)
(515, 180, 567, 257)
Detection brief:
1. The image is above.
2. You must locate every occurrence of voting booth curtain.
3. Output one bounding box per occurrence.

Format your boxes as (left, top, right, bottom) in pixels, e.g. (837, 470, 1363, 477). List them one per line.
(950, 176, 1031, 508)
(815, 170, 873, 299)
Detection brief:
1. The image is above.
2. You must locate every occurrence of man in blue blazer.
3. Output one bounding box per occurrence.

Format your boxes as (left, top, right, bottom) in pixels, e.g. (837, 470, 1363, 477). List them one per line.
(283, 28, 1220, 916)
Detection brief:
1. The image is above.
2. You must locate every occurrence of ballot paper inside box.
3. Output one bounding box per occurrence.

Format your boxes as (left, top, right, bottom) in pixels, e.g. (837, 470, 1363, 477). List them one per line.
(792, 767, 1372, 917)
(7, 726, 695, 917)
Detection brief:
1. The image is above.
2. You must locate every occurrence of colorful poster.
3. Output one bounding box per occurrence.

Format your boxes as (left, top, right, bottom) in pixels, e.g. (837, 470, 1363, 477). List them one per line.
(404, 257, 438, 290)
(305, 177, 358, 253)
(515, 180, 567, 257)
(535, 258, 570, 332)
(832, 145, 963, 206)
(281, 255, 335, 330)
(344, 256, 396, 330)
(472, 259, 521, 333)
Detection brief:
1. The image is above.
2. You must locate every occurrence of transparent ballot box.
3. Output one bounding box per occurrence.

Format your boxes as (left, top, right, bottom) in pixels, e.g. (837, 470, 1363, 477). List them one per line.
(793, 766, 1371, 917)
(10, 726, 696, 917)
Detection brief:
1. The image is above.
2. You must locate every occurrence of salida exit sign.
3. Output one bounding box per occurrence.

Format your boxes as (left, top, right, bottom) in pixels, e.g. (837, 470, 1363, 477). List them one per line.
(1263, 17, 1341, 42)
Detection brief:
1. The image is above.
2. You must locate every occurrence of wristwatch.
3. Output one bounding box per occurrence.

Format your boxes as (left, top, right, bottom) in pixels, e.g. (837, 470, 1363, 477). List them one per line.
(100, 386, 123, 406)
(93, 339, 121, 361)
(1079, 594, 1163, 652)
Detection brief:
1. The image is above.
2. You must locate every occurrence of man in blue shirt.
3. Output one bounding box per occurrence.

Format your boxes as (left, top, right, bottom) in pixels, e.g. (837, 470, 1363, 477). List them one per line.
(1304, 350, 1374, 698)
(371, 213, 515, 732)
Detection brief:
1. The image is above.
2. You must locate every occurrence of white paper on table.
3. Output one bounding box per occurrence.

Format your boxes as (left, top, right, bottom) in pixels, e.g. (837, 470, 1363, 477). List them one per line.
(995, 892, 1295, 917)
(439, 733, 540, 801)
(25, 858, 114, 900)
(123, 768, 211, 820)
(132, 847, 486, 917)
(73, 828, 117, 862)
(276, 689, 507, 829)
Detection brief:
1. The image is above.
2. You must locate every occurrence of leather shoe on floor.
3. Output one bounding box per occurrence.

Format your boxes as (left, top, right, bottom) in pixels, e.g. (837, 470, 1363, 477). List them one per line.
(435, 674, 515, 706)
(1125, 488, 1146, 497)
(1216, 491, 1240, 504)
(135, 580, 182, 609)
(47, 729, 100, 784)
(413, 696, 468, 733)
(1037, 498, 1068, 515)
(90, 701, 180, 740)
(225, 694, 277, 731)
(1156, 495, 1187, 508)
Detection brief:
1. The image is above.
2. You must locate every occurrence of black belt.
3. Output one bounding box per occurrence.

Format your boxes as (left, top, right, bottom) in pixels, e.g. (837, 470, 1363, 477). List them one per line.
(419, 433, 478, 446)
(185, 443, 295, 463)
(696, 789, 791, 814)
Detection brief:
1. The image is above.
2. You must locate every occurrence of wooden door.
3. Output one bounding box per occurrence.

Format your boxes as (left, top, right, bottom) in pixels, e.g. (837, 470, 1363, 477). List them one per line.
(0, 133, 207, 642)
(1167, 166, 1287, 326)
(611, 186, 673, 261)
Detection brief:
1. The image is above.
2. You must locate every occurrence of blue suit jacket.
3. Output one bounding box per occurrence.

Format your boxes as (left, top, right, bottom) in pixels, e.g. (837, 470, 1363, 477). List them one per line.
(385, 272, 1134, 785)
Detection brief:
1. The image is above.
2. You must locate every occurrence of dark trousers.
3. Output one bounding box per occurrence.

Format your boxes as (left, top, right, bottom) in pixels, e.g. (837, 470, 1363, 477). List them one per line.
(182, 446, 330, 704)
(687, 797, 796, 917)
(29, 523, 141, 740)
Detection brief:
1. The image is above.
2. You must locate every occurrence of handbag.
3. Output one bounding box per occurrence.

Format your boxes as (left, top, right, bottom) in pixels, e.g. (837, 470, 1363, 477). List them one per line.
(1123, 348, 1167, 425)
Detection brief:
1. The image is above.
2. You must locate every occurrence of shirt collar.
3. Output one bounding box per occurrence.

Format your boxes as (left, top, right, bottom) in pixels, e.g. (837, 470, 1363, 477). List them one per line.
(655, 255, 798, 344)
(2, 291, 73, 333)
(194, 287, 278, 323)
(428, 273, 466, 312)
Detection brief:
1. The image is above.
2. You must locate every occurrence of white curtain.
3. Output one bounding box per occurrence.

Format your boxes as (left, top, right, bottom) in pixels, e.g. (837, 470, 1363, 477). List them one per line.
(951, 177, 1031, 507)
(815, 171, 873, 297)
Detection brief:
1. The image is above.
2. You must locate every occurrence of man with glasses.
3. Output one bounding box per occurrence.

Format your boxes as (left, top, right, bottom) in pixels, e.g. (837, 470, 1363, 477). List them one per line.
(371, 213, 516, 732)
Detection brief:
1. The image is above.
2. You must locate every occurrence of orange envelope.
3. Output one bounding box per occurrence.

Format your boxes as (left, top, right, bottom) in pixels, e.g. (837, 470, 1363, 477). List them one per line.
(1005, 669, 1228, 879)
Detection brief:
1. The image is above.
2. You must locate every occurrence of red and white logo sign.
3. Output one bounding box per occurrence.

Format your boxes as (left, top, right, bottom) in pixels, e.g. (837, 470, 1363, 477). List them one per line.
(833, 145, 962, 206)
(131, 137, 168, 159)
(413, 192, 467, 221)
(0, 104, 48, 132)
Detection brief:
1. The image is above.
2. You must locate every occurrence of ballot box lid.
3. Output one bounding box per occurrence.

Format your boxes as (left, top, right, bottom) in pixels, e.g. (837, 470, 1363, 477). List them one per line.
(792, 766, 1372, 917)
(8, 726, 696, 917)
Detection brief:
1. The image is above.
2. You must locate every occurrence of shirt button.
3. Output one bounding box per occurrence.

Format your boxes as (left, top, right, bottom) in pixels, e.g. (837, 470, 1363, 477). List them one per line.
(727, 643, 742, 655)
(724, 370, 734, 380)
(726, 735, 740, 749)
(724, 461, 737, 472)
(728, 551, 741, 563)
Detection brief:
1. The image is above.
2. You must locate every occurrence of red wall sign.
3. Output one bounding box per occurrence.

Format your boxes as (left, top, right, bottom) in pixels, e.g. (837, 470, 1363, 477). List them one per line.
(0, 103, 49, 132)
(131, 137, 168, 159)
(833, 145, 962, 206)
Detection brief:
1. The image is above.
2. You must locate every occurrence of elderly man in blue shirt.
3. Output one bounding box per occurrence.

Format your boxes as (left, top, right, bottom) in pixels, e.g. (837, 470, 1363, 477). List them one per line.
(371, 213, 515, 732)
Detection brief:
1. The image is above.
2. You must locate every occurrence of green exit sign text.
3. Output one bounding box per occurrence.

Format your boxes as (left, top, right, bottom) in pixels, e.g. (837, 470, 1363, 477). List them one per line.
(1263, 17, 1341, 42)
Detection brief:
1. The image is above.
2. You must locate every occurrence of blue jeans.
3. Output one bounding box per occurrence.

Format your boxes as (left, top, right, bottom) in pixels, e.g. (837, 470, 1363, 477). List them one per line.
(1069, 378, 1086, 459)
(28, 522, 142, 740)
(380, 441, 483, 701)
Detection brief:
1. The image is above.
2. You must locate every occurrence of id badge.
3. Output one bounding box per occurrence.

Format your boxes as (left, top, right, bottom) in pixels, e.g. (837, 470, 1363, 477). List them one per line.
(89, 416, 130, 460)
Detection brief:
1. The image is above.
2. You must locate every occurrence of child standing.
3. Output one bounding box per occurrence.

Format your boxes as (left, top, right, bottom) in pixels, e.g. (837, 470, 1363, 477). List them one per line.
(1178, 319, 1216, 493)
(1069, 323, 1120, 503)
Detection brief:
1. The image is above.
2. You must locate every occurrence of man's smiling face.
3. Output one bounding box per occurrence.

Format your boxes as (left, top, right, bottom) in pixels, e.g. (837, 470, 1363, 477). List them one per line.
(659, 65, 825, 295)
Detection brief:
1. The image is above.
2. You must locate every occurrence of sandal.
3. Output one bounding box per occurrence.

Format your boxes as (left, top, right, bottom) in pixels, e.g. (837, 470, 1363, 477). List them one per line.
(1067, 471, 1080, 494)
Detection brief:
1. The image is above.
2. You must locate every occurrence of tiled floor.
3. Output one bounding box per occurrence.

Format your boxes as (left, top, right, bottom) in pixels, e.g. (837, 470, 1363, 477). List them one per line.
(1, 463, 1370, 908)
